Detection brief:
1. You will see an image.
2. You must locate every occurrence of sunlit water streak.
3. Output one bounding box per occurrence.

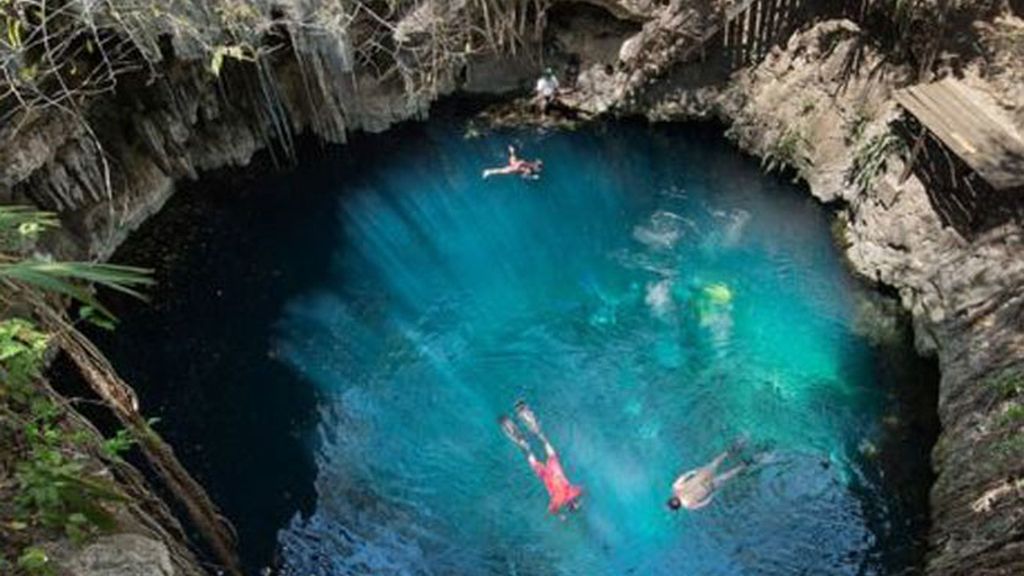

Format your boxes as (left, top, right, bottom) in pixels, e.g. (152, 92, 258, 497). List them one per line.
(94, 116, 935, 575)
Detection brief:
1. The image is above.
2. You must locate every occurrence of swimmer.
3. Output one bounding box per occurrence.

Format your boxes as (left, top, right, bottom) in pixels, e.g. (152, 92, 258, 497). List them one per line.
(500, 401, 583, 516)
(482, 146, 543, 180)
(668, 438, 751, 511)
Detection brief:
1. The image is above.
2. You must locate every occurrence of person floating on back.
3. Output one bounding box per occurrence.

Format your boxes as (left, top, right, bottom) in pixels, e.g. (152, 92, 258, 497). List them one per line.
(482, 146, 543, 180)
(500, 401, 583, 516)
(668, 438, 751, 511)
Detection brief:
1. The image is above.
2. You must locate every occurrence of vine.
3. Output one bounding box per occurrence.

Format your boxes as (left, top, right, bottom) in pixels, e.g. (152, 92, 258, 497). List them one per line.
(0, 2, 556, 572)
(0, 206, 163, 574)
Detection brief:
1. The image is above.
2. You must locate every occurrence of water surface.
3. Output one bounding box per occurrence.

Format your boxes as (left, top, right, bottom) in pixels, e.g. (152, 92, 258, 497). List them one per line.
(96, 114, 937, 575)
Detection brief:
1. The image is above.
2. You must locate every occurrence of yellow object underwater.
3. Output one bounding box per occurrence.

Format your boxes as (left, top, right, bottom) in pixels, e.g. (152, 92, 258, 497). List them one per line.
(703, 283, 733, 305)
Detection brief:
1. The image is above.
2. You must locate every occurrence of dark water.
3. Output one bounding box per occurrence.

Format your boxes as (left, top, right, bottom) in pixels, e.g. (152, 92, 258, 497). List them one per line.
(92, 113, 938, 575)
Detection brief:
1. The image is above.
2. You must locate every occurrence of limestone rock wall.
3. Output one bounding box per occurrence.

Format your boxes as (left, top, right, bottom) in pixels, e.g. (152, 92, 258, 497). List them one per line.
(2, 1, 1023, 574)
(639, 15, 1024, 575)
(0, 2, 529, 573)
(0, 50, 437, 262)
(0, 0, 543, 259)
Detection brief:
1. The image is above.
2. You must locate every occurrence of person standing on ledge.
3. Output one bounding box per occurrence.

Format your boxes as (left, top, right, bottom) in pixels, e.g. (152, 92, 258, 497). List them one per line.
(534, 67, 561, 115)
(500, 401, 584, 516)
(667, 439, 751, 511)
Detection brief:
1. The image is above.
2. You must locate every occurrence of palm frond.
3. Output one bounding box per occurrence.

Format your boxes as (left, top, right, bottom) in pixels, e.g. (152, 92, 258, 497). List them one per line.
(0, 260, 153, 295)
(0, 260, 154, 319)
(13, 262, 154, 297)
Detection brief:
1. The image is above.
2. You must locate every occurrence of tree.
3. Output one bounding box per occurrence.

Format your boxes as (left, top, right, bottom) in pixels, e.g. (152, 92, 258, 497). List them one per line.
(0, 205, 241, 575)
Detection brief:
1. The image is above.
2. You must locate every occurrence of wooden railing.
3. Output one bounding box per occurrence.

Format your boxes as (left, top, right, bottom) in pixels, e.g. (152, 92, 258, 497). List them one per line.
(721, 0, 813, 70)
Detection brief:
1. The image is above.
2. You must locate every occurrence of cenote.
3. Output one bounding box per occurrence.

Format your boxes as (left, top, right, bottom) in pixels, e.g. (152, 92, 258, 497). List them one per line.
(87, 110, 939, 575)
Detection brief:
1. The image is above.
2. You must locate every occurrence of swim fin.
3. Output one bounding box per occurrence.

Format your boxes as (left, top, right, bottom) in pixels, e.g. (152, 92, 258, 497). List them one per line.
(499, 415, 529, 450)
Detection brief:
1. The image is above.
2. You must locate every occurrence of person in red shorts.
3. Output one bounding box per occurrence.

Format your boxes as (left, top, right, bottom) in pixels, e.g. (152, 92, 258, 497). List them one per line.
(500, 401, 583, 516)
(482, 146, 543, 180)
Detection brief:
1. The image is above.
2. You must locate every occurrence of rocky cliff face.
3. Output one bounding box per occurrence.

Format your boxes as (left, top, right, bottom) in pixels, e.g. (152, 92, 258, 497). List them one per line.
(2, 1, 1023, 574)
(0, 2, 529, 573)
(0, 0, 546, 260)
(634, 13, 1024, 575)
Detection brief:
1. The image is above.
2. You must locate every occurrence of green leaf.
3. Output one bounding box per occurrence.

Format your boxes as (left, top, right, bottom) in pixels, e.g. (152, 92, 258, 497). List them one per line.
(0, 339, 30, 361)
(79, 306, 117, 331)
(19, 221, 43, 236)
(0, 205, 58, 249)
(101, 428, 136, 458)
(210, 44, 250, 77)
(0, 319, 49, 369)
(6, 17, 22, 49)
(0, 260, 153, 320)
(210, 49, 225, 76)
(17, 547, 50, 572)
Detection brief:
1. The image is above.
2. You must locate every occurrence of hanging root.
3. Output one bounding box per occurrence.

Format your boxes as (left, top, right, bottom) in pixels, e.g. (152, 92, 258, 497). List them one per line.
(36, 377, 207, 576)
(43, 309, 242, 576)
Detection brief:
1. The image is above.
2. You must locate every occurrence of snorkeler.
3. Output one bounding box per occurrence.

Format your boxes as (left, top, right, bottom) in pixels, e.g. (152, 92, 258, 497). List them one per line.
(667, 439, 750, 511)
(482, 146, 543, 180)
(500, 401, 583, 515)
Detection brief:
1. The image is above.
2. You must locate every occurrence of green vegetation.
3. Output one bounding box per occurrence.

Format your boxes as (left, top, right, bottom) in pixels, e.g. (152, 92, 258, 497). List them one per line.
(999, 404, 1024, 427)
(1, 206, 150, 573)
(800, 98, 817, 116)
(988, 370, 1024, 428)
(843, 108, 873, 146)
(761, 127, 813, 182)
(0, 0, 544, 144)
(16, 547, 51, 575)
(857, 0, 998, 77)
(0, 206, 152, 319)
(985, 369, 1024, 465)
(847, 130, 906, 194)
(987, 369, 1024, 400)
(0, 316, 126, 573)
(831, 212, 852, 250)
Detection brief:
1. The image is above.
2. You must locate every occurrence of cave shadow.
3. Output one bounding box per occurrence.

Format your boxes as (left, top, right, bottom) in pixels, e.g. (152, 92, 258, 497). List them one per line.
(839, 311, 939, 572)
(66, 135, 363, 572)
(544, 0, 643, 85)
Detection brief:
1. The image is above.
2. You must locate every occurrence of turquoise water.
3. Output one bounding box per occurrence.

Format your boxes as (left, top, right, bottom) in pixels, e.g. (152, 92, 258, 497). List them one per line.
(93, 115, 936, 575)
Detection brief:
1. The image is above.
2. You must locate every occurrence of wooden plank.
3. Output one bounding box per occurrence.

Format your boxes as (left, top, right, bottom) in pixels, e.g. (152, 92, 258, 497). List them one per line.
(735, 12, 745, 69)
(746, 0, 758, 63)
(946, 81, 1019, 148)
(726, 19, 737, 69)
(902, 87, 984, 159)
(764, 0, 780, 49)
(756, 0, 771, 59)
(895, 79, 1024, 191)
(723, 8, 732, 49)
(918, 83, 1021, 186)
(751, 0, 763, 61)
(928, 83, 991, 143)
(726, 0, 759, 21)
(899, 90, 978, 162)
(778, 0, 791, 45)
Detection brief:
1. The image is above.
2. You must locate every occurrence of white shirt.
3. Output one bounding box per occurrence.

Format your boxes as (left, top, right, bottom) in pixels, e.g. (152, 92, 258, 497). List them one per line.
(536, 75, 559, 98)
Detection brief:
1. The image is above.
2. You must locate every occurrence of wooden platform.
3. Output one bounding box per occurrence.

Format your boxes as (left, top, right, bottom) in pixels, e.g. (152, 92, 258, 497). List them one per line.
(895, 78, 1024, 192)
